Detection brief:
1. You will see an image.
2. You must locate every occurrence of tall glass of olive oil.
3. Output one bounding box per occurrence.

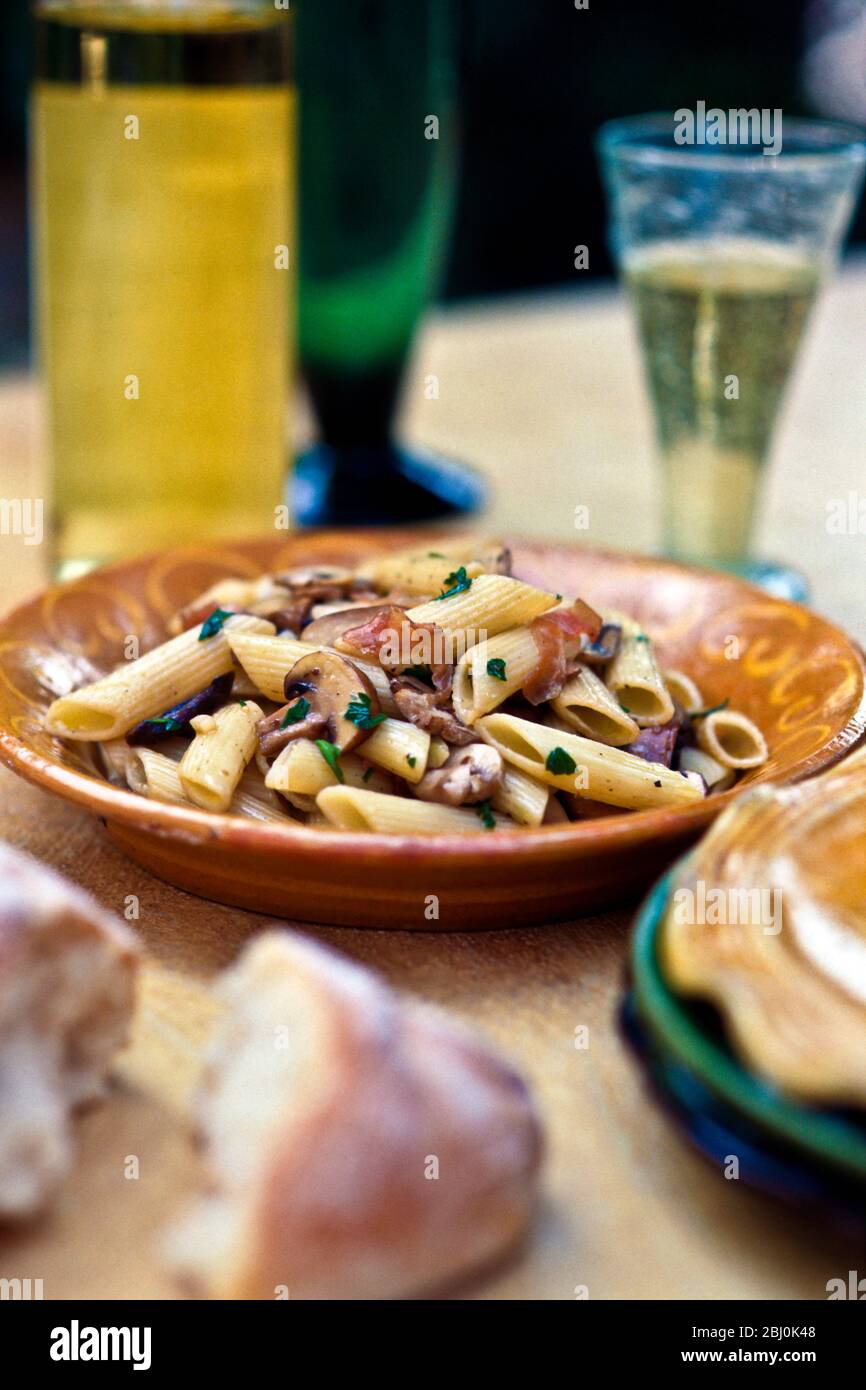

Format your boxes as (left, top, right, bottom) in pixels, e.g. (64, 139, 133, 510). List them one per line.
(597, 115, 865, 580)
(32, 2, 295, 578)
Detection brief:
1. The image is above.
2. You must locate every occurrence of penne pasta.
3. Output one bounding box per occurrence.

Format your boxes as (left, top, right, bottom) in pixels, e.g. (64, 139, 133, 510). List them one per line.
(452, 626, 539, 724)
(696, 708, 768, 770)
(477, 712, 704, 810)
(355, 536, 510, 596)
(127, 748, 291, 822)
(677, 744, 736, 791)
(317, 785, 506, 834)
(663, 668, 704, 715)
(47, 536, 766, 837)
(604, 626, 674, 728)
(227, 630, 396, 713)
(179, 701, 263, 813)
(551, 664, 640, 746)
(428, 737, 450, 770)
(360, 717, 431, 783)
(44, 614, 273, 742)
(265, 739, 393, 809)
(491, 764, 551, 827)
(408, 574, 557, 645)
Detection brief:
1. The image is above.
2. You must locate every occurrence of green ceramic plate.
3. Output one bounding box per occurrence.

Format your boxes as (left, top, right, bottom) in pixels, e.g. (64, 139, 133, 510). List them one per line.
(631, 870, 866, 1179)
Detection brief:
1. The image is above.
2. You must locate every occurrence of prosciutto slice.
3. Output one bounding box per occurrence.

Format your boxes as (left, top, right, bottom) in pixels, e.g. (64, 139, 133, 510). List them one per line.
(524, 599, 602, 705)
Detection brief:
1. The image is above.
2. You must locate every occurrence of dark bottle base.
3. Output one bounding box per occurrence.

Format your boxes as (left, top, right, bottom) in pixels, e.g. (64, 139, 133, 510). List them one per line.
(291, 443, 487, 527)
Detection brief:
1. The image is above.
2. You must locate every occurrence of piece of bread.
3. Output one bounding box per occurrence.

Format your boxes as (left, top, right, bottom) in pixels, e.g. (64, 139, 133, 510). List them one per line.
(168, 932, 543, 1299)
(0, 843, 139, 1218)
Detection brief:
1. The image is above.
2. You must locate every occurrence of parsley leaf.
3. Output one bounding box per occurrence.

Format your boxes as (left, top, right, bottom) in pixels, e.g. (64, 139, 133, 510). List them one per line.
(344, 691, 387, 731)
(362, 766, 373, 783)
(486, 657, 507, 682)
(433, 566, 472, 601)
(280, 697, 311, 728)
(691, 698, 730, 720)
(197, 607, 234, 640)
(315, 739, 344, 783)
(427, 551, 446, 559)
(546, 746, 577, 776)
(475, 800, 496, 830)
(406, 754, 417, 769)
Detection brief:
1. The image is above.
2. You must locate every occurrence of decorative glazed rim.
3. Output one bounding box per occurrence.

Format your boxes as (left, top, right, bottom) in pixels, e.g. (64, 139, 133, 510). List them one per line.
(0, 537, 865, 871)
(631, 869, 866, 1176)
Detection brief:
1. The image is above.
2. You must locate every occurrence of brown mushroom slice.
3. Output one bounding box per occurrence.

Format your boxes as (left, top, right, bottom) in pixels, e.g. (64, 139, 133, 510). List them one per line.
(283, 650, 382, 754)
(272, 565, 356, 593)
(301, 604, 397, 647)
(256, 703, 327, 760)
(414, 743, 504, 807)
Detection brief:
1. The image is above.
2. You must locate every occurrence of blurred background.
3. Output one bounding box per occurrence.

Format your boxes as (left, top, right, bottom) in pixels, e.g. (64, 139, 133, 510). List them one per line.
(2, 0, 864, 369)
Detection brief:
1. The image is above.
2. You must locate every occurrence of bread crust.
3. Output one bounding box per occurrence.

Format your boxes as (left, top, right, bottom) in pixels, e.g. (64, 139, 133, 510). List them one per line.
(172, 932, 542, 1299)
(0, 843, 139, 1217)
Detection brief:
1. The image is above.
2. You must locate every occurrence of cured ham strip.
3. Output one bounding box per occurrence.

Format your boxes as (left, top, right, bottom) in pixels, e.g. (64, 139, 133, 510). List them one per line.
(524, 600, 602, 705)
(340, 606, 453, 689)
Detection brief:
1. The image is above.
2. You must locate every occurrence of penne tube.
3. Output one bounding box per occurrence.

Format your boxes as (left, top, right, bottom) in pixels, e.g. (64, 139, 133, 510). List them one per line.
(428, 736, 450, 769)
(491, 764, 551, 827)
(127, 748, 291, 822)
(179, 701, 263, 813)
(360, 717, 431, 783)
(316, 785, 505, 834)
(677, 744, 735, 791)
(226, 631, 396, 713)
(551, 664, 640, 746)
(167, 576, 288, 634)
(452, 626, 539, 724)
(44, 614, 273, 742)
(476, 712, 704, 810)
(408, 574, 557, 645)
(355, 537, 510, 596)
(604, 626, 674, 728)
(265, 740, 393, 803)
(663, 668, 704, 715)
(696, 708, 768, 770)
(98, 738, 135, 784)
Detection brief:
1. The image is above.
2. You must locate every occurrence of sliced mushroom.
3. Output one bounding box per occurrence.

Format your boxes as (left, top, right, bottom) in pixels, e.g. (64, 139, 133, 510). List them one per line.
(580, 622, 622, 666)
(282, 650, 382, 754)
(272, 565, 356, 593)
(390, 677, 475, 746)
(414, 743, 504, 806)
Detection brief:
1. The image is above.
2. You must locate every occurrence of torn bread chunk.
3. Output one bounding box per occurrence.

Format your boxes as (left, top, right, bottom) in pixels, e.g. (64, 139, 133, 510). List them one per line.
(167, 932, 542, 1300)
(0, 844, 139, 1219)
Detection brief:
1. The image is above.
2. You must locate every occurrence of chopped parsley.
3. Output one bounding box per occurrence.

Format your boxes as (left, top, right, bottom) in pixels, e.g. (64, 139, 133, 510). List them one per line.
(362, 766, 374, 783)
(427, 551, 446, 559)
(315, 739, 344, 783)
(198, 607, 234, 640)
(239, 699, 247, 708)
(406, 754, 417, 769)
(691, 698, 730, 720)
(545, 746, 577, 776)
(344, 691, 387, 731)
(654, 778, 662, 788)
(280, 697, 311, 728)
(475, 800, 496, 830)
(433, 566, 472, 601)
(148, 715, 184, 733)
(635, 633, 649, 643)
(486, 657, 507, 682)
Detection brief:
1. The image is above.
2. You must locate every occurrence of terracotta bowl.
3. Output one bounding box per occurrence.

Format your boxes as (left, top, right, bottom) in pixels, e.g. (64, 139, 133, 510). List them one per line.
(0, 532, 863, 930)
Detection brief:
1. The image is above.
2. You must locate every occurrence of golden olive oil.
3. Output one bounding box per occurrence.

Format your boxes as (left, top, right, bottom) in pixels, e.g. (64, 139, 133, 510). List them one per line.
(32, 4, 295, 575)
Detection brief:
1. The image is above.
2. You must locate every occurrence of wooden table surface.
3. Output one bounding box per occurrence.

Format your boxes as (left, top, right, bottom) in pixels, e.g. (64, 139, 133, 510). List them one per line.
(1, 272, 863, 1300)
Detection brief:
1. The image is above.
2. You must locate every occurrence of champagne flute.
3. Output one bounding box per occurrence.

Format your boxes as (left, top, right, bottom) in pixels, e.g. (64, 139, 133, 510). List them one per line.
(597, 113, 865, 594)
